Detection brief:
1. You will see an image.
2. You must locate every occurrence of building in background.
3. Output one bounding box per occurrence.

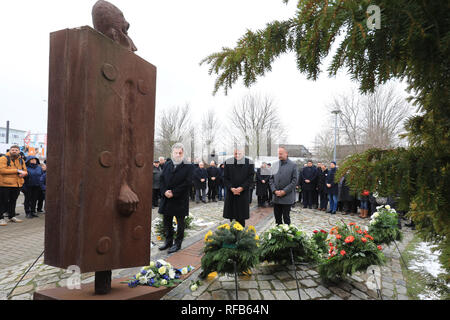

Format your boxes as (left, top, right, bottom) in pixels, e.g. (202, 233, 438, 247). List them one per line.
(0, 127, 47, 158)
(0, 127, 27, 145)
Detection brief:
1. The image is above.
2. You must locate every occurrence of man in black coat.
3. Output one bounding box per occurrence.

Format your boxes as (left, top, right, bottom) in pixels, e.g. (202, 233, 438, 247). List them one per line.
(217, 163, 225, 201)
(256, 162, 270, 207)
(193, 162, 207, 203)
(223, 148, 254, 227)
(206, 160, 220, 202)
(152, 160, 162, 208)
(301, 160, 318, 209)
(158, 143, 194, 253)
(317, 163, 329, 211)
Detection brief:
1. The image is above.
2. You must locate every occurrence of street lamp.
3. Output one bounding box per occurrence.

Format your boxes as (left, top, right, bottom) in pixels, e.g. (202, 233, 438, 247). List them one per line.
(331, 109, 341, 162)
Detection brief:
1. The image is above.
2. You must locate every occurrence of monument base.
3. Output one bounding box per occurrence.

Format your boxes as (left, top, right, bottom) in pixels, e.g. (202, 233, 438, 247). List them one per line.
(33, 277, 174, 300)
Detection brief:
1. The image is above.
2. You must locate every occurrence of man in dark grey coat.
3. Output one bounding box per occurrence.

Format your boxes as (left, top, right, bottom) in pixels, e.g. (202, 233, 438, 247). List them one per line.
(269, 147, 298, 225)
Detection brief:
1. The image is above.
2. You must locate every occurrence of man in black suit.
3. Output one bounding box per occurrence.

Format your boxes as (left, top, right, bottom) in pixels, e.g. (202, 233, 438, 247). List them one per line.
(158, 143, 193, 253)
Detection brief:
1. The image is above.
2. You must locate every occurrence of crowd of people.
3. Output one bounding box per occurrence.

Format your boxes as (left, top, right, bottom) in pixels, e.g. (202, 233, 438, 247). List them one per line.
(0, 145, 47, 226)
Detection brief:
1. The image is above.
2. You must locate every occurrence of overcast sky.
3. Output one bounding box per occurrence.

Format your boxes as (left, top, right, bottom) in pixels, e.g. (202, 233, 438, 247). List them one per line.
(0, 0, 407, 151)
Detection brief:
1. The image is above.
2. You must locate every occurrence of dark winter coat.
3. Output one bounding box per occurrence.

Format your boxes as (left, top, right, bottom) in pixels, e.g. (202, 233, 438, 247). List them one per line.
(193, 167, 208, 189)
(301, 165, 318, 191)
(223, 157, 255, 221)
(158, 160, 194, 217)
(338, 175, 355, 202)
(40, 171, 47, 191)
(152, 165, 162, 189)
(255, 167, 270, 196)
(207, 166, 220, 188)
(317, 168, 328, 192)
(24, 156, 43, 188)
(325, 167, 338, 195)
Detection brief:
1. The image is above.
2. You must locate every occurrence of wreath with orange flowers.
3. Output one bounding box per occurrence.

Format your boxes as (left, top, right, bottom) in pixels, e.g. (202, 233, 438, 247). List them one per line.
(318, 222, 386, 282)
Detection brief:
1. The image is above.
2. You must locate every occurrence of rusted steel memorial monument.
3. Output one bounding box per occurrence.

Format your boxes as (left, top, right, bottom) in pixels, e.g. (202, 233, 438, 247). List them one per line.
(34, 1, 158, 299)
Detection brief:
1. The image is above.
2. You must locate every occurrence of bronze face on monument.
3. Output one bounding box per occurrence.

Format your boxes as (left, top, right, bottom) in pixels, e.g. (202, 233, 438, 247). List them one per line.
(92, 0, 137, 52)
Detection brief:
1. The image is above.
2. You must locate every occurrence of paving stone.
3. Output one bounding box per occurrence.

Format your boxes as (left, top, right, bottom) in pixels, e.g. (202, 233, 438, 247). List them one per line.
(397, 294, 409, 300)
(238, 280, 258, 289)
(351, 289, 368, 300)
(337, 281, 353, 292)
(348, 295, 362, 300)
(273, 290, 290, 300)
(382, 288, 394, 298)
(197, 292, 212, 300)
(274, 271, 291, 281)
(270, 279, 286, 290)
(352, 281, 368, 293)
(10, 293, 32, 300)
(221, 282, 237, 290)
(350, 275, 364, 283)
(286, 289, 308, 300)
(382, 281, 394, 291)
(258, 281, 272, 290)
(260, 290, 276, 300)
(181, 294, 195, 300)
(305, 288, 322, 299)
(207, 281, 222, 291)
(316, 285, 332, 297)
(396, 285, 407, 295)
(257, 274, 276, 281)
(299, 279, 316, 288)
(191, 283, 208, 297)
(35, 283, 58, 291)
(328, 295, 343, 300)
(9, 284, 34, 296)
(396, 279, 406, 286)
(283, 280, 300, 290)
(249, 289, 261, 300)
(236, 291, 249, 300)
(211, 290, 229, 300)
(306, 270, 318, 276)
(329, 286, 351, 299)
(218, 275, 235, 282)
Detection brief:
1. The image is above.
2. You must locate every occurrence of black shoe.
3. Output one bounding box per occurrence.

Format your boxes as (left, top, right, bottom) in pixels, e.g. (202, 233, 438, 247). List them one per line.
(158, 240, 173, 251)
(26, 214, 33, 219)
(31, 213, 39, 218)
(331, 211, 336, 215)
(196, 201, 200, 204)
(202, 200, 207, 204)
(326, 210, 332, 213)
(168, 243, 181, 254)
(37, 210, 43, 213)
(303, 206, 307, 208)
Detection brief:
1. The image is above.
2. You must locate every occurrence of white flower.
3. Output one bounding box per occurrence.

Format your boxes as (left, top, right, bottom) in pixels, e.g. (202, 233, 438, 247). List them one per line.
(376, 205, 383, 210)
(169, 269, 176, 279)
(147, 270, 155, 278)
(365, 226, 369, 231)
(161, 279, 168, 285)
(166, 263, 172, 269)
(139, 276, 148, 285)
(181, 267, 188, 275)
(158, 266, 166, 275)
(157, 259, 167, 266)
(149, 261, 155, 268)
(385, 205, 391, 210)
(372, 212, 379, 219)
(268, 233, 272, 240)
(135, 273, 141, 279)
(190, 284, 198, 291)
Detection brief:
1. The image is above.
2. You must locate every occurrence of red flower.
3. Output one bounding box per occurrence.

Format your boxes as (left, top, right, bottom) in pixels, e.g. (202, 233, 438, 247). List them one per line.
(363, 230, 368, 235)
(320, 229, 327, 234)
(357, 230, 363, 234)
(313, 230, 318, 234)
(329, 242, 334, 246)
(361, 237, 367, 243)
(336, 234, 342, 240)
(355, 225, 360, 229)
(365, 234, 374, 241)
(344, 236, 355, 243)
(377, 245, 382, 251)
(340, 250, 346, 256)
(349, 222, 356, 226)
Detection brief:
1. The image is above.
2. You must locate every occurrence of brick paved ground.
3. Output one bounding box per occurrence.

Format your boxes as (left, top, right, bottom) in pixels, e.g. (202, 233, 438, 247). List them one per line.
(0, 196, 414, 300)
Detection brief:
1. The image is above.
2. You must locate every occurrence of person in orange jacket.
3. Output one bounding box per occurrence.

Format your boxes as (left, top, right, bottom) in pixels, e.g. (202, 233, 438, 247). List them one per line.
(0, 145, 28, 226)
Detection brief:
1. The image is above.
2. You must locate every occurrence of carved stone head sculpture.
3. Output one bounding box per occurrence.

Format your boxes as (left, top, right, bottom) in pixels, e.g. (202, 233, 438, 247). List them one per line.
(92, 0, 137, 52)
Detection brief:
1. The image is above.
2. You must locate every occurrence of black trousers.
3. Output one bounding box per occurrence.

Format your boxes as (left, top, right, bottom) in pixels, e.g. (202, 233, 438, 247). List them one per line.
(163, 214, 186, 245)
(0, 187, 21, 219)
(152, 188, 160, 207)
(273, 203, 291, 225)
(319, 190, 328, 209)
(37, 189, 45, 211)
(207, 181, 217, 200)
(24, 186, 41, 214)
(303, 190, 314, 207)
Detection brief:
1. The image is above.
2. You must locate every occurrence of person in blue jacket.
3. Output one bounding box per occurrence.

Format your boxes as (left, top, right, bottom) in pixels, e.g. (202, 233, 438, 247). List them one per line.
(23, 155, 43, 218)
(326, 161, 339, 215)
